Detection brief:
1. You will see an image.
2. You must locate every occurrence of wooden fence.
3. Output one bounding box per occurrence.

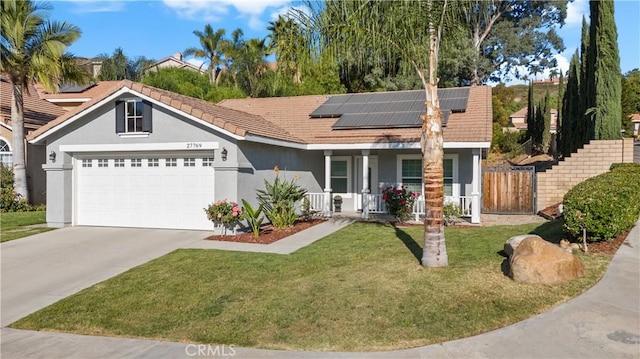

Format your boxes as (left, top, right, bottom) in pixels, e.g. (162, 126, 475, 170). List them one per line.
(482, 166, 535, 214)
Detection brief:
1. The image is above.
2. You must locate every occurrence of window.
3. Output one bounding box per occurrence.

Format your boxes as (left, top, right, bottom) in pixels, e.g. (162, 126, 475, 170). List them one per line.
(148, 158, 159, 167)
(116, 99, 152, 134)
(82, 159, 92, 168)
(98, 159, 109, 167)
(401, 158, 422, 194)
(331, 159, 349, 193)
(202, 158, 214, 167)
(165, 158, 177, 167)
(398, 154, 458, 197)
(184, 158, 196, 167)
(131, 159, 142, 167)
(114, 159, 125, 167)
(0, 139, 12, 167)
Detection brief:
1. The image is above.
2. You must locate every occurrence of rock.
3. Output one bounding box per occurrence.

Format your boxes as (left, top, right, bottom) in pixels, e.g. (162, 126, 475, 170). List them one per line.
(504, 234, 542, 257)
(570, 243, 581, 250)
(509, 236, 585, 285)
(559, 239, 573, 253)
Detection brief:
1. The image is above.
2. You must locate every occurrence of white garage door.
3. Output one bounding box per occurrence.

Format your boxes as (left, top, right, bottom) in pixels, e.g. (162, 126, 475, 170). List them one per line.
(76, 156, 215, 230)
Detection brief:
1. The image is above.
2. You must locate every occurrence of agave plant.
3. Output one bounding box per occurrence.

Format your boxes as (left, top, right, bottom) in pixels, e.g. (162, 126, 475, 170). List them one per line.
(256, 175, 307, 229)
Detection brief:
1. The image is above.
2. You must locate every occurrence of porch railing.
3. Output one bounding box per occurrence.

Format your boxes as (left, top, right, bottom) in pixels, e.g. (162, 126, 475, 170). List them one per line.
(306, 193, 473, 221)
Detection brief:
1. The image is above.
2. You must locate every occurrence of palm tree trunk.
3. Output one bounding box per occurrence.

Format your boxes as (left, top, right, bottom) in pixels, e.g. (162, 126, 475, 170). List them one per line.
(11, 83, 29, 202)
(421, 82, 447, 267)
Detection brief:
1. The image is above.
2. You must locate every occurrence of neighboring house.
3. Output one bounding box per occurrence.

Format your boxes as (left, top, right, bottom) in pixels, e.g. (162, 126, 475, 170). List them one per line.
(630, 113, 640, 138)
(28, 81, 492, 230)
(35, 81, 121, 112)
(145, 52, 206, 74)
(0, 76, 66, 204)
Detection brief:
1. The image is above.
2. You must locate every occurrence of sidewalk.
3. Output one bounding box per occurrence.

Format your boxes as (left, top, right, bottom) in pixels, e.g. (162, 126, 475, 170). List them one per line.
(2, 218, 638, 359)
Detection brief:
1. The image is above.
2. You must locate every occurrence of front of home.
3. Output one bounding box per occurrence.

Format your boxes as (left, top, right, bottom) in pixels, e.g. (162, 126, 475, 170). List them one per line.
(28, 81, 492, 231)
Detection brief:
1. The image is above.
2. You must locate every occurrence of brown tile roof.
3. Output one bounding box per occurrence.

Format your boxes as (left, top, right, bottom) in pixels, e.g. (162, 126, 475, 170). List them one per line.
(219, 86, 493, 144)
(35, 81, 120, 101)
(0, 76, 66, 131)
(630, 113, 640, 122)
(28, 80, 303, 143)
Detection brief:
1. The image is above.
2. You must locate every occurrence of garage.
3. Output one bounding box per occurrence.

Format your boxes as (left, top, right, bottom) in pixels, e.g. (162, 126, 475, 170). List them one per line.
(75, 155, 215, 230)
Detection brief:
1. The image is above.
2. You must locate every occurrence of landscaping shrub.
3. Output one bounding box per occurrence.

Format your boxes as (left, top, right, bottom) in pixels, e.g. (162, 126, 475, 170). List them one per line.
(256, 169, 307, 228)
(443, 202, 463, 226)
(241, 199, 264, 237)
(204, 200, 243, 235)
(1, 165, 32, 212)
(382, 185, 418, 222)
(563, 163, 640, 241)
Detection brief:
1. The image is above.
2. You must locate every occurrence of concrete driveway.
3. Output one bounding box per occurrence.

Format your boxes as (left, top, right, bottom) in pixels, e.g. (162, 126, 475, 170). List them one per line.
(1, 226, 205, 327)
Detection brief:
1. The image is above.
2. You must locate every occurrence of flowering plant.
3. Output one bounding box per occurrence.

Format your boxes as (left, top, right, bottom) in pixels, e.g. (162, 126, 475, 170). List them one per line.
(204, 200, 243, 235)
(382, 185, 418, 222)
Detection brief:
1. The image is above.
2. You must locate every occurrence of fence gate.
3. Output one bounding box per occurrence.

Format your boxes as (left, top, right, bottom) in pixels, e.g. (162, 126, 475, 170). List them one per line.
(482, 166, 536, 214)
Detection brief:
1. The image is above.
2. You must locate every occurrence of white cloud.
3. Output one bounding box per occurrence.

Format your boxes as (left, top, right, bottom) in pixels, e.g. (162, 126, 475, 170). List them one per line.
(565, 0, 588, 26)
(269, 5, 310, 22)
(186, 58, 205, 69)
(62, 0, 126, 13)
(163, 0, 290, 24)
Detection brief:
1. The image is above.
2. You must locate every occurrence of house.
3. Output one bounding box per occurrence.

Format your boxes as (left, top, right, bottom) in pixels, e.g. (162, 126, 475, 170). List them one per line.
(28, 81, 492, 230)
(1, 75, 66, 204)
(145, 52, 207, 74)
(35, 81, 121, 112)
(630, 113, 640, 138)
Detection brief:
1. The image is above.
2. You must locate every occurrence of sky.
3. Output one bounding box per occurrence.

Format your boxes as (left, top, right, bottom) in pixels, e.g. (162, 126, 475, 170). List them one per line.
(48, 0, 640, 85)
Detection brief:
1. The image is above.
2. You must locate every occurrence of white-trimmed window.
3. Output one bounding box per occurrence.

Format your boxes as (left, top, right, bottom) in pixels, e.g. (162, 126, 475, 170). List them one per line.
(397, 154, 458, 197)
(116, 99, 152, 135)
(331, 157, 351, 194)
(82, 159, 93, 168)
(165, 158, 177, 167)
(98, 159, 109, 167)
(202, 158, 214, 167)
(148, 158, 159, 167)
(131, 159, 142, 167)
(0, 139, 12, 167)
(114, 159, 125, 167)
(184, 158, 196, 167)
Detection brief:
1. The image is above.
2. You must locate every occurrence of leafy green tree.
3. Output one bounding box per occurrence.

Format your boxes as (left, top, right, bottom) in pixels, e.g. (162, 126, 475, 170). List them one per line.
(237, 37, 269, 97)
(184, 25, 226, 85)
(453, 0, 568, 84)
(1, 0, 87, 201)
(621, 69, 640, 135)
(142, 67, 246, 103)
(585, 0, 621, 140)
(267, 15, 307, 84)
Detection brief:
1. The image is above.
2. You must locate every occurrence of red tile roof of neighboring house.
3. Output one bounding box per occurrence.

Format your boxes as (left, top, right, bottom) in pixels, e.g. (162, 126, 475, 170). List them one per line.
(0, 76, 66, 131)
(629, 113, 640, 122)
(219, 86, 493, 144)
(35, 81, 121, 102)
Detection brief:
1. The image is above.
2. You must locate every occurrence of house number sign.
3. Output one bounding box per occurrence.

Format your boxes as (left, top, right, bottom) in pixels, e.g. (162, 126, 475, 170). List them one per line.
(186, 142, 203, 149)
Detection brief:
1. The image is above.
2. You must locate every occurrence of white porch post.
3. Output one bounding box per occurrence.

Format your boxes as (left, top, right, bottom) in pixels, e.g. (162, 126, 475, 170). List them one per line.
(471, 148, 481, 224)
(361, 150, 370, 219)
(323, 150, 332, 217)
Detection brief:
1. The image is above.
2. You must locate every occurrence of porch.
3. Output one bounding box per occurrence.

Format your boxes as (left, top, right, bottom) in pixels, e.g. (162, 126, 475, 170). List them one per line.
(305, 192, 475, 223)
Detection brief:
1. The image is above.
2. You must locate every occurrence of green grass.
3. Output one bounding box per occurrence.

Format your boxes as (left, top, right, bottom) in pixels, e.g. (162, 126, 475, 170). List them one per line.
(1, 211, 53, 242)
(12, 221, 611, 351)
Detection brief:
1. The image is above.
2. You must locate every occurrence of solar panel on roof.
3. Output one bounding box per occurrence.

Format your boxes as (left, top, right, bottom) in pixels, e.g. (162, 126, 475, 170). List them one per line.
(58, 82, 96, 93)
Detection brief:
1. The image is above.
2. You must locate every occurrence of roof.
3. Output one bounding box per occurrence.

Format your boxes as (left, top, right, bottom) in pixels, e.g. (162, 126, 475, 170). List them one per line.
(219, 86, 493, 145)
(147, 55, 205, 73)
(28, 80, 302, 144)
(35, 81, 119, 102)
(629, 114, 640, 123)
(510, 107, 528, 119)
(0, 76, 66, 131)
(28, 81, 492, 147)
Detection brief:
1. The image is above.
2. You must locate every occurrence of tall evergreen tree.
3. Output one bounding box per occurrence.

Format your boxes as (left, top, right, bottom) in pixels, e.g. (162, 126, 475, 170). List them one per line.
(586, 0, 621, 140)
(556, 71, 564, 155)
(526, 81, 535, 141)
(542, 89, 552, 153)
(564, 51, 581, 154)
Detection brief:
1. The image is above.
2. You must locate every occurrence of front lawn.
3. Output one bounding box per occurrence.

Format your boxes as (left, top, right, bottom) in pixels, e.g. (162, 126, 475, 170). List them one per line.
(1, 211, 53, 242)
(12, 221, 611, 351)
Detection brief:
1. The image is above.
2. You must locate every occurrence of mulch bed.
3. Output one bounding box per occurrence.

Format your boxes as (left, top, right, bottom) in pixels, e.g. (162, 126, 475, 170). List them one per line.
(205, 219, 326, 245)
(584, 229, 630, 255)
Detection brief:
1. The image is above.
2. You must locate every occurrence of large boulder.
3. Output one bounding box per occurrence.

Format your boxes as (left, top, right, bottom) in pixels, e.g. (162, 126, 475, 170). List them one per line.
(509, 236, 585, 285)
(504, 234, 542, 257)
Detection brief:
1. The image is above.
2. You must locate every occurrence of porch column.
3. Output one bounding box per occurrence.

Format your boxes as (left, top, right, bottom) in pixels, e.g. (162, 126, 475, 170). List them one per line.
(323, 150, 332, 217)
(471, 148, 481, 224)
(361, 150, 370, 219)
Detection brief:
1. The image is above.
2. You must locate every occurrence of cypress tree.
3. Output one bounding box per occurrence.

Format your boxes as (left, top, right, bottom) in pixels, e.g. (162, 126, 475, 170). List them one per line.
(526, 81, 535, 141)
(534, 101, 544, 152)
(579, 15, 591, 145)
(588, 0, 622, 140)
(561, 51, 580, 156)
(556, 71, 564, 156)
(542, 89, 551, 153)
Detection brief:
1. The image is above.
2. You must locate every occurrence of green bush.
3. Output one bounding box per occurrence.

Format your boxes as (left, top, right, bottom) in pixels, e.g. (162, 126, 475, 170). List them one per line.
(256, 169, 307, 229)
(0, 165, 32, 212)
(241, 199, 264, 237)
(563, 163, 640, 241)
(443, 202, 463, 226)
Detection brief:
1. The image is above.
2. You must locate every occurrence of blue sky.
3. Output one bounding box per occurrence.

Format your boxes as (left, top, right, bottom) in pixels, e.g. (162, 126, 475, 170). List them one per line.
(50, 0, 640, 84)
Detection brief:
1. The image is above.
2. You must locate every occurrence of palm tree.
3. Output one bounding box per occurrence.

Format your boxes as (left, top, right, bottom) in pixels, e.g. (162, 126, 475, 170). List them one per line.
(219, 28, 245, 88)
(1, 0, 86, 202)
(237, 37, 269, 97)
(317, 0, 458, 267)
(184, 25, 226, 85)
(267, 15, 306, 83)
